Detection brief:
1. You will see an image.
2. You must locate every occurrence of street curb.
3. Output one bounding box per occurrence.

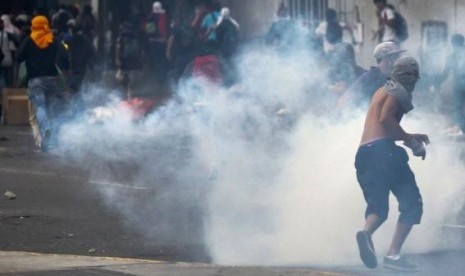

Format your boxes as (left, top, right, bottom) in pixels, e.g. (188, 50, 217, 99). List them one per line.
(0, 251, 354, 276)
(0, 251, 161, 273)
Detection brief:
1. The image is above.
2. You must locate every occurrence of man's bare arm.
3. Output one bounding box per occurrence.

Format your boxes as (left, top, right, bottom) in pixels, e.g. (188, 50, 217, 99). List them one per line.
(380, 93, 430, 159)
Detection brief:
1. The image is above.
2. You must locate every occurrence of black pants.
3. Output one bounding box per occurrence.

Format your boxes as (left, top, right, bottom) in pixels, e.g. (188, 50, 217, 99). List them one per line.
(355, 138, 423, 225)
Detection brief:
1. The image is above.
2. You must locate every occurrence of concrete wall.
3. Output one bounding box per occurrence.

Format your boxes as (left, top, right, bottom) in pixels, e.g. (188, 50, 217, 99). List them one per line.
(328, 0, 465, 67)
(217, 0, 465, 68)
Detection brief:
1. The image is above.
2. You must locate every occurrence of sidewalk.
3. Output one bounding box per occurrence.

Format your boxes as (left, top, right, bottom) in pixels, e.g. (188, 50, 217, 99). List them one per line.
(0, 251, 350, 276)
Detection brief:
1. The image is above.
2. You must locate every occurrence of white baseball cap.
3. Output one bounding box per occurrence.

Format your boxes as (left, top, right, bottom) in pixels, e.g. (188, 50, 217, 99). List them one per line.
(373, 41, 406, 60)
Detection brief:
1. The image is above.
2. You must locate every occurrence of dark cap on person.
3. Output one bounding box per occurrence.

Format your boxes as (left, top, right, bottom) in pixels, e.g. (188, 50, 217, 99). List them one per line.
(373, 41, 406, 60)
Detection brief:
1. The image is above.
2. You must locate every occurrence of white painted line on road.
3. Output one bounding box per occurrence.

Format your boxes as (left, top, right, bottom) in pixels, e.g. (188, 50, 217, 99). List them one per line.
(0, 167, 152, 190)
(88, 180, 152, 190)
(442, 224, 465, 229)
(0, 167, 72, 178)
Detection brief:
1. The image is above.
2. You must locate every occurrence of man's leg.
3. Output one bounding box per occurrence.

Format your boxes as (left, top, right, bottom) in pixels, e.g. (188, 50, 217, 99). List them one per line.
(387, 223, 413, 256)
(27, 78, 50, 144)
(364, 213, 385, 235)
(357, 213, 387, 269)
(355, 145, 391, 269)
(383, 222, 418, 272)
(44, 78, 61, 147)
(28, 101, 42, 149)
(384, 148, 422, 271)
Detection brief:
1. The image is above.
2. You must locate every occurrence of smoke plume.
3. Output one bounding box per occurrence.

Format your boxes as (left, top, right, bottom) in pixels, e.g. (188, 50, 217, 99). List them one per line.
(57, 25, 465, 266)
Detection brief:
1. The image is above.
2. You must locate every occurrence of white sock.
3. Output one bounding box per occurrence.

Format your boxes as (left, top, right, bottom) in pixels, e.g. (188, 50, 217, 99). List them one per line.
(386, 254, 401, 260)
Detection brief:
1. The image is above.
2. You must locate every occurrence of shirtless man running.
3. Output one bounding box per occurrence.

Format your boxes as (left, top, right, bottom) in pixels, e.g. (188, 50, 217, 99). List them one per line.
(354, 56, 429, 272)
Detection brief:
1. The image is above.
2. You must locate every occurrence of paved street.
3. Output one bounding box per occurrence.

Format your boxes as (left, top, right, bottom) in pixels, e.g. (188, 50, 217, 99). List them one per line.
(1, 125, 465, 275)
(0, 125, 209, 262)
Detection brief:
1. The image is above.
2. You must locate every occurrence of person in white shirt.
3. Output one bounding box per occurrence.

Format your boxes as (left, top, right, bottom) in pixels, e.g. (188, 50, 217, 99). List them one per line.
(315, 9, 355, 53)
(374, 0, 397, 43)
(0, 17, 16, 87)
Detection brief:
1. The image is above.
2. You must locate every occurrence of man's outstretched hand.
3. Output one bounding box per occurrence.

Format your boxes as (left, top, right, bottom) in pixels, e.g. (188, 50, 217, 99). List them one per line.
(404, 134, 430, 160)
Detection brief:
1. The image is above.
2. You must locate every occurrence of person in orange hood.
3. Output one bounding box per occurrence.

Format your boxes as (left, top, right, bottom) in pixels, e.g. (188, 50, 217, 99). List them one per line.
(17, 15, 68, 152)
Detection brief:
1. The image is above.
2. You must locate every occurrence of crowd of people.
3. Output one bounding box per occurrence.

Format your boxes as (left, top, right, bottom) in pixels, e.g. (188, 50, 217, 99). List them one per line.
(0, 0, 464, 272)
(0, 0, 462, 146)
(0, 2, 462, 141)
(114, 0, 241, 99)
(0, 0, 243, 150)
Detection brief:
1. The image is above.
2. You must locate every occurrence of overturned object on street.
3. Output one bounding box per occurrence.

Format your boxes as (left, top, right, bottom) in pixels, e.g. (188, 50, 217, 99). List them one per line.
(88, 97, 158, 124)
(4, 190, 16, 200)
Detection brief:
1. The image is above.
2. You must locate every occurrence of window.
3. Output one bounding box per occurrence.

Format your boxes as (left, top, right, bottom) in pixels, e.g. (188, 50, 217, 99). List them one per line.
(287, 0, 328, 23)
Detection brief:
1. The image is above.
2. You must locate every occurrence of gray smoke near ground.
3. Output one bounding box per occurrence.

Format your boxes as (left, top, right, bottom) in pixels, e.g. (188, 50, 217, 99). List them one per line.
(56, 24, 465, 266)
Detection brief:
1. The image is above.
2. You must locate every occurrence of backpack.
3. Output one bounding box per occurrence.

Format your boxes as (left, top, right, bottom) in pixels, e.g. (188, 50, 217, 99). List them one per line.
(394, 12, 408, 42)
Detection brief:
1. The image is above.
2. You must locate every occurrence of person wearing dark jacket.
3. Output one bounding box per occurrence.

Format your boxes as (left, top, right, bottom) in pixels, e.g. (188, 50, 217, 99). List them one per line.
(327, 42, 366, 95)
(67, 21, 96, 93)
(17, 15, 68, 151)
(338, 41, 405, 109)
(215, 7, 239, 61)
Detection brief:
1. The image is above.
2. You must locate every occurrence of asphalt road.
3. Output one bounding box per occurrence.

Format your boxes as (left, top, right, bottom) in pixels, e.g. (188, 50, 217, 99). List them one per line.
(1, 125, 465, 276)
(0, 125, 209, 263)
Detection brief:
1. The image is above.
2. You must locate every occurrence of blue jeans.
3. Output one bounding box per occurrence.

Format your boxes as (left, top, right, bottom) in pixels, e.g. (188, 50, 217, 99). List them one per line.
(27, 77, 60, 146)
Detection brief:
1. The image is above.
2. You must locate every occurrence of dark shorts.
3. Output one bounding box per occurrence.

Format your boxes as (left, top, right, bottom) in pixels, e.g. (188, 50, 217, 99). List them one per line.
(355, 138, 423, 225)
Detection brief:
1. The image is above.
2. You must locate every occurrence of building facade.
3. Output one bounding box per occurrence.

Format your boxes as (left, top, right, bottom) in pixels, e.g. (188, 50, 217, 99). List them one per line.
(217, 0, 465, 67)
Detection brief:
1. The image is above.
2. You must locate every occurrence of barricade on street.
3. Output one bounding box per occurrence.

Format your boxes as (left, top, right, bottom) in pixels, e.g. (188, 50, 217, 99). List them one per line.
(1, 88, 30, 125)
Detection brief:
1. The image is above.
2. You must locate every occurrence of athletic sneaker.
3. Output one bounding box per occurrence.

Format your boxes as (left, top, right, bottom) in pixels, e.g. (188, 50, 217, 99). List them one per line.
(383, 256, 419, 272)
(356, 230, 377, 268)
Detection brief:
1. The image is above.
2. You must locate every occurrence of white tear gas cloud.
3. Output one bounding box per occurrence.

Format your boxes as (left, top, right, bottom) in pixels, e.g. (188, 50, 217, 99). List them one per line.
(57, 26, 465, 266)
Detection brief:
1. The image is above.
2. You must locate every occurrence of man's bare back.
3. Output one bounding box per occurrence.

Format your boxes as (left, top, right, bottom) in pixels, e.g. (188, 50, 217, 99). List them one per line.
(360, 87, 404, 144)
(360, 86, 429, 160)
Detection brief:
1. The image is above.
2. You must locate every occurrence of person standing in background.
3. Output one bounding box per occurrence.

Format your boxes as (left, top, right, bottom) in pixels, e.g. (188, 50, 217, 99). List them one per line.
(338, 41, 405, 109)
(116, 22, 145, 100)
(440, 34, 465, 136)
(315, 9, 356, 53)
(0, 15, 18, 87)
(215, 7, 239, 62)
(78, 4, 96, 42)
(200, 0, 221, 49)
(16, 16, 68, 151)
(145, 1, 169, 84)
(373, 0, 397, 43)
(67, 21, 96, 98)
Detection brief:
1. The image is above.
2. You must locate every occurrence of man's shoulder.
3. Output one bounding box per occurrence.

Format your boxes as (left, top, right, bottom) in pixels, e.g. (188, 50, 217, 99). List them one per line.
(375, 87, 403, 107)
(382, 7, 395, 18)
(352, 67, 381, 84)
(371, 86, 388, 101)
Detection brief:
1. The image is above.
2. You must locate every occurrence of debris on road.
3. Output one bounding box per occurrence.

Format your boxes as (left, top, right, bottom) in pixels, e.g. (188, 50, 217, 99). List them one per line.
(4, 191, 16, 200)
(88, 248, 96, 253)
